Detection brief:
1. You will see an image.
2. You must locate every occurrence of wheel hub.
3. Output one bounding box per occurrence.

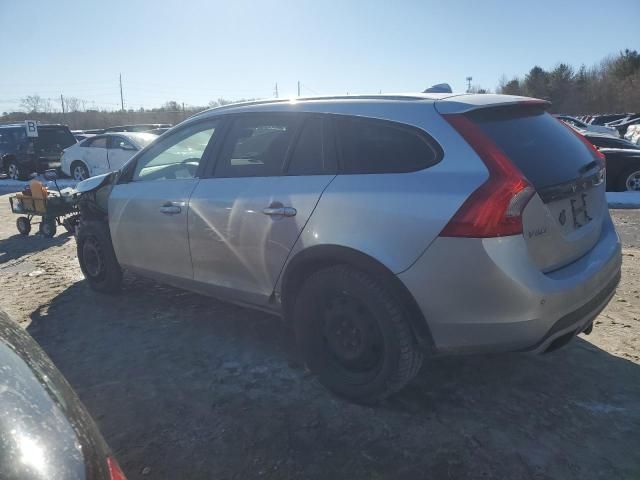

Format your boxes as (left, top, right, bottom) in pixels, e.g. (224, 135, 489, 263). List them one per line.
(74, 166, 85, 181)
(322, 295, 382, 369)
(8, 163, 18, 180)
(626, 171, 640, 191)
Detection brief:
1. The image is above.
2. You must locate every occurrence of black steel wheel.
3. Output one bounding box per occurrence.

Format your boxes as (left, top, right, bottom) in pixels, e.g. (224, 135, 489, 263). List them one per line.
(76, 221, 122, 293)
(294, 265, 423, 403)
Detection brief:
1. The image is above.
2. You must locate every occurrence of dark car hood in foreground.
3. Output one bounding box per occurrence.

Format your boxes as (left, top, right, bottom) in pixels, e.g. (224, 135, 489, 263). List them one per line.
(0, 310, 112, 480)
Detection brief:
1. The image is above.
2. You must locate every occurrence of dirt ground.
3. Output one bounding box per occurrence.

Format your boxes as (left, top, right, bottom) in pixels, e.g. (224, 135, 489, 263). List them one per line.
(0, 194, 639, 480)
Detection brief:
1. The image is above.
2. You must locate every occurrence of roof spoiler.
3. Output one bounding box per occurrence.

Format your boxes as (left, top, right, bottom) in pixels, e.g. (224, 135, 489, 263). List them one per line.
(423, 83, 453, 94)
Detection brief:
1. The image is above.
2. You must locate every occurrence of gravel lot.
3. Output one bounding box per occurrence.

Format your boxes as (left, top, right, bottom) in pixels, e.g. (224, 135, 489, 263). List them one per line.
(0, 193, 639, 480)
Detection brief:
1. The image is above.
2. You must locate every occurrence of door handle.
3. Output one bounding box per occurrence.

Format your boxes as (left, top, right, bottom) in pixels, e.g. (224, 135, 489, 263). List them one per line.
(160, 201, 184, 215)
(262, 206, 297, 217)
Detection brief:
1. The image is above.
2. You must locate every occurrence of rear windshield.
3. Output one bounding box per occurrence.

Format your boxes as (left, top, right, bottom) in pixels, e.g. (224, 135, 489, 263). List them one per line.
(469, 106, 596, 188)
(34, 127, 76, 151)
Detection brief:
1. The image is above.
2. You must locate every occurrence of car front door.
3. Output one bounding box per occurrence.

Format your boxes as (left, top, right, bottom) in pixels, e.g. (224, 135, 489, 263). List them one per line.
(188, 114, 336, 306)
(82, 136, 108, 176)
(107, 136, 138, 171)
(108, 119, 220, 282)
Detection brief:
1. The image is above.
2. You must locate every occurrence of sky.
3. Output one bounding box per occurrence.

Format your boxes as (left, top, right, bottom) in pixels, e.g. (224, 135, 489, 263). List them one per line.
(0, 0, 638, 112)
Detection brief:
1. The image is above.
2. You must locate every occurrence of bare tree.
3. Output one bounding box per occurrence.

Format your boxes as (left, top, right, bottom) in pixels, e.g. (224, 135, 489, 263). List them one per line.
(20, 95, 45, 113)
(64, 97, 84, 112)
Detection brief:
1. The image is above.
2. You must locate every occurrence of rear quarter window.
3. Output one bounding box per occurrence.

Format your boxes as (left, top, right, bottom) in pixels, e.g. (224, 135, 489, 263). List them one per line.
(469, 107, 596, 188)
(336, 116, 441, 174)
(36, 127, 76, 150)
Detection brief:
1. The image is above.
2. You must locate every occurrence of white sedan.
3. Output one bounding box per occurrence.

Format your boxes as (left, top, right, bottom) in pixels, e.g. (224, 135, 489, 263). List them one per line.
(61, 132, 157, 180)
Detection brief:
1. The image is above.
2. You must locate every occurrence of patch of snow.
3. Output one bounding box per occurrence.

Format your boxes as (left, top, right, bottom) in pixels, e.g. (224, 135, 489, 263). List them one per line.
(607, 191, 640, 209)
(0, 176, 77, 194)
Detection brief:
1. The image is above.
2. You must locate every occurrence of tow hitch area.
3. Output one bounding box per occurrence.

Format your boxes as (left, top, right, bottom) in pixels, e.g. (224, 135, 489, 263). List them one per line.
(583, 323, 594, 335)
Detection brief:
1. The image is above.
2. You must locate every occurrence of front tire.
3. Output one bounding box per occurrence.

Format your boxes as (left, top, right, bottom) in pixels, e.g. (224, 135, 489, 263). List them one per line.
(76, 221, 122, 293)
(293, 265, 423, 403)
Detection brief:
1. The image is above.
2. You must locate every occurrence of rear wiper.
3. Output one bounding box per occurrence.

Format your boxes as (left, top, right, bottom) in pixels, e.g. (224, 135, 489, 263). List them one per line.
(578, 160, 598, 176)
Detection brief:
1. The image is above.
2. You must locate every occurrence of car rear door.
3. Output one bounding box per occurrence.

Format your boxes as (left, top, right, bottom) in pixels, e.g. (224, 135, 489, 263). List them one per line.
(108, 119, 220, 282)
(188, 113, 336, 306)
(107, 135, 137, 171)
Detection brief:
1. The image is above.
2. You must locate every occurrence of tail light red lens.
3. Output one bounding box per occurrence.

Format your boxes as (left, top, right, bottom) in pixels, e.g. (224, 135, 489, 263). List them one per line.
(107, 457, 127, 480)
(440, 114, 535, 238)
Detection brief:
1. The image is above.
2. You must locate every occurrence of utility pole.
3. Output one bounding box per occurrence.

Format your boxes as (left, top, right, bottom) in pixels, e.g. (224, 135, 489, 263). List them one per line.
(466, 76, 473, 93)
(297, 80, 300, 97)
(60, 94, 65, 114)
(119, 73, 125, 111)
(274, 82, 279, 98)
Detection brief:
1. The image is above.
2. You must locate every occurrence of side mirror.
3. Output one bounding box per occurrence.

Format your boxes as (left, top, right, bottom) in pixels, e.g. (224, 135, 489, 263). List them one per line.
(43, 169, 58, 181)
(121, 143, 137, 151)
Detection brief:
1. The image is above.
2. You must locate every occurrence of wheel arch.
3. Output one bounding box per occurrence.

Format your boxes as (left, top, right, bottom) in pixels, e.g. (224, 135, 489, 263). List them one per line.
(279, 244, 434, 350)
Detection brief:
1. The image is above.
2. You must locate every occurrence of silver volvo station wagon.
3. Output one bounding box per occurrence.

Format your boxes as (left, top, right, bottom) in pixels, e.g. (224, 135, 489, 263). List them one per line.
(74, 93, 622, 402)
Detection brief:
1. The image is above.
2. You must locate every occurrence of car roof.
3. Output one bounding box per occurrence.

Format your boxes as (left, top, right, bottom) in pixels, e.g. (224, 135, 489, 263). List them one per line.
(190, 92, 544, 119)
(100, 131, 157, 144)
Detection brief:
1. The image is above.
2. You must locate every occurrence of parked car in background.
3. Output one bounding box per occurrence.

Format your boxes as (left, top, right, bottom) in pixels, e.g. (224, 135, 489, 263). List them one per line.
(61, 132, 157, 180)
(0, 308, 127, 479)
(145, 127, 171, 136)
(74, 93, 621, 402)
(625, 125, 640, 145)
(611, 116, 640, 136)
(584, 132, 640, 151)
(588, 113, 629, 125)
(72, 130, 96, 142)
(556, 115, 619, 137)
(0, 124, 77, 180)
(599, 148, 640, 191)
(102, 124, 171, 133)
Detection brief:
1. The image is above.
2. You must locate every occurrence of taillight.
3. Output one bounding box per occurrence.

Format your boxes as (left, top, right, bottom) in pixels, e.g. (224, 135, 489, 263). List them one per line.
(440, 114, 535, 238)
(107, 457, 127, 480)
(558, 118, 606, 168)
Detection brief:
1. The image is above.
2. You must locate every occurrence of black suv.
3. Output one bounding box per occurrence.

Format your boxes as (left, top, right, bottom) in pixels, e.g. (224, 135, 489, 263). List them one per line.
(0, 124, 76, 180)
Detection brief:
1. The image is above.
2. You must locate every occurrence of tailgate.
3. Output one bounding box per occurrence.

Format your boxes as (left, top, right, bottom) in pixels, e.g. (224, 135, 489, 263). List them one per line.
(467, 104, 607, 272)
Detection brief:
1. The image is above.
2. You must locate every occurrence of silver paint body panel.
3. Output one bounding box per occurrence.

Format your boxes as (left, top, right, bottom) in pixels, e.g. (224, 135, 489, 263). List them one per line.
(103, 93, 622, 354)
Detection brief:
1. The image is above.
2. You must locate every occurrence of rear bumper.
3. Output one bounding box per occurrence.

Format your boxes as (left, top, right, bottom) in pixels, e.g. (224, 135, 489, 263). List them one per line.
(398, 215, 622, 354)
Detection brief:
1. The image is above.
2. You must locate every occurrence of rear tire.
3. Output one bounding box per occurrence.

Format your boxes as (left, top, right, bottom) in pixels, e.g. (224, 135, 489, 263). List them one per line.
(6, 160, 27, 181)
(76, 221, 122, 293)
(293, 265, 423, 403)
(16, 217, 31, 235)
(71, 161, 90, 181)
(618, 165, 640, 191)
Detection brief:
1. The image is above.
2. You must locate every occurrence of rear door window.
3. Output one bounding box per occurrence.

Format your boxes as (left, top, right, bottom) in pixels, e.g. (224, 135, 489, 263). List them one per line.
(336, 116, 441, 174)
(86, 136, 107, 148)
(469, 106, 596, 188)
(286, 117, 336, 175)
